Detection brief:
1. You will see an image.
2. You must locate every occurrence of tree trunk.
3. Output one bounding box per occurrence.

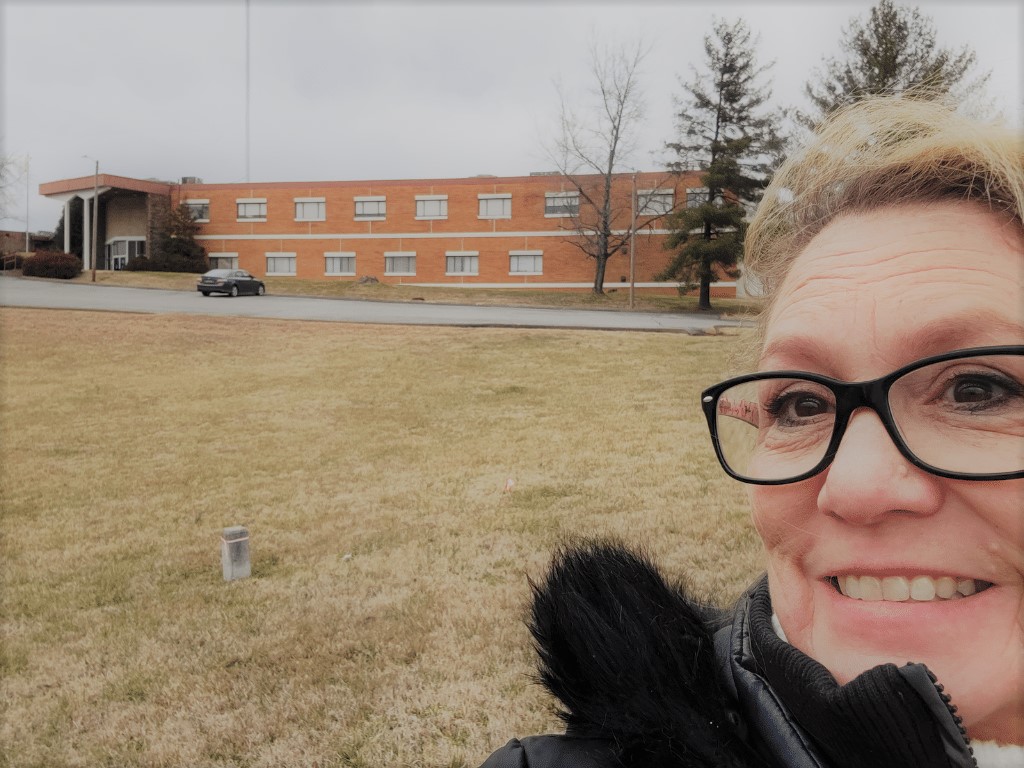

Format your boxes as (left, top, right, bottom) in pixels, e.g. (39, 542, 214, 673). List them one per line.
(593, 256, 607, 295)
(698, 276, 712, 310)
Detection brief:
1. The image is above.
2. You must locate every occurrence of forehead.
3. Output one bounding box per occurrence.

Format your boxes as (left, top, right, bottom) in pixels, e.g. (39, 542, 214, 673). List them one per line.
(762, 202, 1024, 374)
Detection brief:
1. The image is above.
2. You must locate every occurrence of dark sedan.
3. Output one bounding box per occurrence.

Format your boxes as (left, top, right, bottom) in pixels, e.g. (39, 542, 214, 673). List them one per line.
(197, 269, 266, 297)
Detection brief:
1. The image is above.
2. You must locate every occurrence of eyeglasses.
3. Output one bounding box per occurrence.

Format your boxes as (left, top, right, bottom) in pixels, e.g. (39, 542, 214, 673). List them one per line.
(701, 346, 1024, 485)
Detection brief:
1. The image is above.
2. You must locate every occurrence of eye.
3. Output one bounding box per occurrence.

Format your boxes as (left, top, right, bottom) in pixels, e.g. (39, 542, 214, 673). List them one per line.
(951, 376, 1002, 403)
(790, 395, 829, 417)
(765, 389, 834, 426)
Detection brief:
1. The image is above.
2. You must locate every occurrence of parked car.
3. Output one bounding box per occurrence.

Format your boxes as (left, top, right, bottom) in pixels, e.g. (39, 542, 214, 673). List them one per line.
(197, 269, 266, 297)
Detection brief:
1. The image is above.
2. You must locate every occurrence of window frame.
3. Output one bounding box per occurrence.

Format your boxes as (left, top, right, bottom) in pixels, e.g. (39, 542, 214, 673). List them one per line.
(384, 251, 416, 276)
(508, 250, 543, 276)
(354, 196, 387, 221)
(638, 189, 674, 216)
(265, 251, 296, 276)
(686, 187, 709, 209)
(184, 199, 210, 223)
(544, 191, 579, 218)
(236, 198, 267, 222)
(294, 197, 326, 222)
(208, 252, 239, 270)
(478, 193, 512, 220)
(445, 251, 479, 276)
(415, 195, 448, 221)
(324, 251, 356, 276)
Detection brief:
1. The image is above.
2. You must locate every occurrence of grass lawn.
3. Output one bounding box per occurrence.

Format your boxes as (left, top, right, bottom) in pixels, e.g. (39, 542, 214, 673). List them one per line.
(0, 308, 764, 767)
(66, 269, 764, 318)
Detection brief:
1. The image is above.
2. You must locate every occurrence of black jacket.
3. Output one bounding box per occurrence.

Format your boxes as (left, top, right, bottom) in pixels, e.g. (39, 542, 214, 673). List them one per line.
(480, 541, 977, 768)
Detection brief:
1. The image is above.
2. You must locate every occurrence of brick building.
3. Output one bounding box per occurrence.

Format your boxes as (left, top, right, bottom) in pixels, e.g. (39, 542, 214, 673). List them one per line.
(39, 170, 738, 294)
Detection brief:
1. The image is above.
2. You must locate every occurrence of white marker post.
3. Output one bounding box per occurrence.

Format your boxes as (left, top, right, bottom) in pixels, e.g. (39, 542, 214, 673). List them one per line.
(221, 526, 251, 581)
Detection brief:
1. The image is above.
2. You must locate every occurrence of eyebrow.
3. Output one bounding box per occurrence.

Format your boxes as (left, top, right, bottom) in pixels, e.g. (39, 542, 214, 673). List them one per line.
(760, 313, 1024, 372)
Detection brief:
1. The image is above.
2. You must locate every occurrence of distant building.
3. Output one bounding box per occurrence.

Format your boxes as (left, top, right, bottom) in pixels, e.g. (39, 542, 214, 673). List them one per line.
(39, 171, 737, 295)
(0, 229, 55, 255)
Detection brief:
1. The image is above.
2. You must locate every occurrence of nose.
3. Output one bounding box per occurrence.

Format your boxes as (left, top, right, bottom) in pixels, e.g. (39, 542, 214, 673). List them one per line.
(817, 408, 943, 525)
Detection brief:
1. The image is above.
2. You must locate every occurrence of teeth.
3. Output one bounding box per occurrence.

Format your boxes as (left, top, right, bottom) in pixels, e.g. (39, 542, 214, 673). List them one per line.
(935, 577, 956, 599)
(957, 579, 976, 597)
(837, 575, 989, 602)
(910, 576, 935, 601)
(882, 576, 910, 601)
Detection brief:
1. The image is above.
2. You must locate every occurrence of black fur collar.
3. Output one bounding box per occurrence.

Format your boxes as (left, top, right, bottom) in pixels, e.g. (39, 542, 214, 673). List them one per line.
(529, 540, 769, 768)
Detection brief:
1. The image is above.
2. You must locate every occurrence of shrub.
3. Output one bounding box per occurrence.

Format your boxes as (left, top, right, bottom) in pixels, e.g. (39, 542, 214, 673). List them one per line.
(123, 256, 151, 271)
(21, 252, 82, 280)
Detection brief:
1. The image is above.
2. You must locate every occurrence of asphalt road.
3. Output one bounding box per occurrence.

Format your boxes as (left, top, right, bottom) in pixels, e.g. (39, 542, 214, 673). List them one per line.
(0, 276, 748, 333)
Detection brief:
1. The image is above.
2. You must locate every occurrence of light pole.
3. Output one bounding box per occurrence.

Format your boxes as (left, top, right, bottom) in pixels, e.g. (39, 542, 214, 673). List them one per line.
(83, 156, 99, 282)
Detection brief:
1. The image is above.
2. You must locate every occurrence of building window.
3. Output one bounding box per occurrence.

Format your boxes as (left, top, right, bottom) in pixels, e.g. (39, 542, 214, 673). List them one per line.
(237, 199, 267, 220)
(325, 252, 356, 275)
(446, 251, 479, 275)
(295, 198, 326, 221)
(184, 199, 209, 222)
(686, 188, 709, 208)
(208, 252, 239, 270)
(509, 251, 543, 275)
(478, 193, 511, 219)
(544, 191, 579, 217)
(638, 189, 674, 216)
(354, 196, 386, 220)
(266, 252, 296, 275)
(384, 252, 416, 275)
(415, 195, 448, 220)
(104, 238, 145, 270)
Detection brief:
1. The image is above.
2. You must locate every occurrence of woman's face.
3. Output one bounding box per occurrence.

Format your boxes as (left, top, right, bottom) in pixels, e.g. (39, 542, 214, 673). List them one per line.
(753, 202, 1024, 744)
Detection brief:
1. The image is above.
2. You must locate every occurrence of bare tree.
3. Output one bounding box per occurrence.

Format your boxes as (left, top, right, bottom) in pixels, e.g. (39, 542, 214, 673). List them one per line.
(550, 40, 674, 295)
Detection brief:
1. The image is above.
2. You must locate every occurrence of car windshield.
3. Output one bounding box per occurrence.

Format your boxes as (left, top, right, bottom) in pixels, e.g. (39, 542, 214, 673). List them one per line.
(204, 269, 233, 277)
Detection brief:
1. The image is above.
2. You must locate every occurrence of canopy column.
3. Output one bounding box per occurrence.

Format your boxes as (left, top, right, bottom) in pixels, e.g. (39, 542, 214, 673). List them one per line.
(63, 199, 71, 254)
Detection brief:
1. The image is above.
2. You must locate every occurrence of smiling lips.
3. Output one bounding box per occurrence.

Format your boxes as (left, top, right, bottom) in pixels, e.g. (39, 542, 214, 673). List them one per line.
(831, 575, 992, 602)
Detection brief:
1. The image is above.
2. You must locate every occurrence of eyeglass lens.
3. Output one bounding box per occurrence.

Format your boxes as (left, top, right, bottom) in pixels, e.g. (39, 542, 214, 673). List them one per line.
(713, 354, 1024, 482)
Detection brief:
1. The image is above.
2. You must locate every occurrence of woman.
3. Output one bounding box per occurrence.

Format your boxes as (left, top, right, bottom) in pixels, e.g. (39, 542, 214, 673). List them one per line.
(480, 97, 1023, 768)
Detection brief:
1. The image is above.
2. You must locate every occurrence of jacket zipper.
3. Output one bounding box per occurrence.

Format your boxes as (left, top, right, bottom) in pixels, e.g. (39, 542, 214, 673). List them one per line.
(926, 668, 978, 768)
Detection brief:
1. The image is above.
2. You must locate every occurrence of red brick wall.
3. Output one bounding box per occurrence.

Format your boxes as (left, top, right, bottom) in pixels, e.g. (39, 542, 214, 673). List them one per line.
(172, 171, 736, 294)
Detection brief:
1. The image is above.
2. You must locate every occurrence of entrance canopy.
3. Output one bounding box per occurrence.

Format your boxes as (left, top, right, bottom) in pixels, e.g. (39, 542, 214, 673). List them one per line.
(39, 174, 172, 270)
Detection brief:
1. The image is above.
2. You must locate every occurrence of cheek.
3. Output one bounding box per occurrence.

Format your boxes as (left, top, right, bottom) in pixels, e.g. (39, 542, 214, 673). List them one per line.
(750, 481, 822, 555)
(957, 480, 1024, 575)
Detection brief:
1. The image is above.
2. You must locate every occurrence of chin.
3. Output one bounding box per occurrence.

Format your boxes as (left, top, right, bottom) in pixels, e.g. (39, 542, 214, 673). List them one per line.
(777, 575, 1024, 744)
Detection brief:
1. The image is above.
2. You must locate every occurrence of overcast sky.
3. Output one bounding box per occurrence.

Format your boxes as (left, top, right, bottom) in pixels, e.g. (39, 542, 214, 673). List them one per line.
(1, 0, 1020, 232)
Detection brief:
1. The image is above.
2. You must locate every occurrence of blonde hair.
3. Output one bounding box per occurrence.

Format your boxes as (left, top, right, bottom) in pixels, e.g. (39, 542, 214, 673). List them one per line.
(744, 97, 1024, 348)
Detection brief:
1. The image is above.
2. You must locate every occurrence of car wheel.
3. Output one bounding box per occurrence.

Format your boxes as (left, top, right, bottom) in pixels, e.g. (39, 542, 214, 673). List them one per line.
(229, 285, 239, 297)
(200, 291, 210, 297)
(257, 284, 266, 296)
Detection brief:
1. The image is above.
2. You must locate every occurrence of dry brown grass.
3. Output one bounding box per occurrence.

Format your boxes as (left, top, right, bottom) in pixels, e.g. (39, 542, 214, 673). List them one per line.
(69, 270, 764, 317)
(0, 308, 763, 767)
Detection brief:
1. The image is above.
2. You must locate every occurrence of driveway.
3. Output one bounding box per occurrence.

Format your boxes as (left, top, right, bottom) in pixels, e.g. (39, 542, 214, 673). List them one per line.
(0, 276, 749, 333)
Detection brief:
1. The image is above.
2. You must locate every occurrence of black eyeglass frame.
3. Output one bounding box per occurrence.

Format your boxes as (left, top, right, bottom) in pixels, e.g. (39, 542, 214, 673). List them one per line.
(700, 345, 1024, 485)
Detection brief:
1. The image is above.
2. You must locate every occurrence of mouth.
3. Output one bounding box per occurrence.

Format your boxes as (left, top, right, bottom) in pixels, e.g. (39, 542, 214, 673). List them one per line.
(827, 575, 994, 602)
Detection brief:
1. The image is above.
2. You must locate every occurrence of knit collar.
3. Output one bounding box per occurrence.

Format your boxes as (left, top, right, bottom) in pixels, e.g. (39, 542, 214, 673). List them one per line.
(746, 583, 977, 768)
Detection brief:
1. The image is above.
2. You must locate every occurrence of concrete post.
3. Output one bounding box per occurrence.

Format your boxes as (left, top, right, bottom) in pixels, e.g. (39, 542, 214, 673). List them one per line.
(63, 199, 71, 254)
(221, 526, 251, 581)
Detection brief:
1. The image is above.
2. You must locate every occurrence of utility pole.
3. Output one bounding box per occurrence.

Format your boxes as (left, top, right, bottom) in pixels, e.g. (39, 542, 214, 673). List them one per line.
(628, 172, 637, 310)
(91, 160, 98, 283)
(24, 155, 30, 252)
(245, 0, 251, 183)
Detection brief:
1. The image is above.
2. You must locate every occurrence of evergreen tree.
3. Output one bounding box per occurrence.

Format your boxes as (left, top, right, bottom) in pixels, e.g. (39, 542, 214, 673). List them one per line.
(150, 204, 207, 272)
(660, 18, 782, 311)
(52, 198, 84, 256)
(802, 0, 989, 127)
